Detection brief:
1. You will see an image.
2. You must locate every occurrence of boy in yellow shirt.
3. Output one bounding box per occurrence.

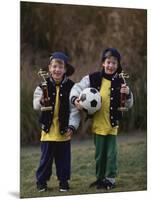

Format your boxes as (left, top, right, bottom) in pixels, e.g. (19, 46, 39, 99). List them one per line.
(70, 48, 133, 190)
(33, 52, 77, 192)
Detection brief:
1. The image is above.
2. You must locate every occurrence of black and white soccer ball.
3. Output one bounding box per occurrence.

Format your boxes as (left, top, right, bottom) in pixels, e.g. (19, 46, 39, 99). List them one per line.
(79, 87, 101, 115)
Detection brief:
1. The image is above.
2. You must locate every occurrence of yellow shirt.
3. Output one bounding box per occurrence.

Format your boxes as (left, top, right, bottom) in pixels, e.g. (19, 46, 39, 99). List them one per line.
(91, 78, 118, 135)
(41, 86, 69, 141)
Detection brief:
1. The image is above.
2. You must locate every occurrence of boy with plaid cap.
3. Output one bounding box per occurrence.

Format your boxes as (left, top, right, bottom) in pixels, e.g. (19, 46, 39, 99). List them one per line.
(69, 48, 133, 190)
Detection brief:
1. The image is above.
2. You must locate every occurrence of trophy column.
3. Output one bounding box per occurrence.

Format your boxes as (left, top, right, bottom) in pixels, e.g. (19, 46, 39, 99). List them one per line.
(38, 69, 52, 111)
(117, 71, 129, 112)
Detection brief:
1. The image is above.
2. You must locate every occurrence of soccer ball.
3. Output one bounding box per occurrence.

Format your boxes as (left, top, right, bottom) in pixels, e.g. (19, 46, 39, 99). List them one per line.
(79, 87, 101, 115)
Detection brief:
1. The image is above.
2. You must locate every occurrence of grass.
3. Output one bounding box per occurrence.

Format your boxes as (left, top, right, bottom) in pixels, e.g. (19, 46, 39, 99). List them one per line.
(20, 134, 147, 198)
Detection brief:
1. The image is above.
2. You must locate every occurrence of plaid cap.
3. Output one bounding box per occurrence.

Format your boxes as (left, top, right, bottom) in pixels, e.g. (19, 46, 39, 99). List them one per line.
(102, 48, 121, 62)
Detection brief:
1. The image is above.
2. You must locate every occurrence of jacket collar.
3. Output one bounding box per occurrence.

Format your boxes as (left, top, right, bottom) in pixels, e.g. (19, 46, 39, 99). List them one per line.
(49, 74, 68, 86)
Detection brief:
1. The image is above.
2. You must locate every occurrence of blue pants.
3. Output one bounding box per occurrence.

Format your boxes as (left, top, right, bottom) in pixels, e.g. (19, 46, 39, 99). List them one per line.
(36, 141, 71, 184)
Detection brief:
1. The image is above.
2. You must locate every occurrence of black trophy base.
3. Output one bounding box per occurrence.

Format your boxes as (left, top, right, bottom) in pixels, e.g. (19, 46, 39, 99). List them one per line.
(118, 107, 128, 112)
(41, 106, 52, 111)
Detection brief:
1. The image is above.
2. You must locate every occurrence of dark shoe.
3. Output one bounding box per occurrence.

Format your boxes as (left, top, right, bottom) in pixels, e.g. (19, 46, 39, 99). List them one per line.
(89, 179, 103, 188)
(96, 180, 104, 189)
(103, 179, 115, 190)
(37, 182, 47, 192)
(59, 181, 69, 192)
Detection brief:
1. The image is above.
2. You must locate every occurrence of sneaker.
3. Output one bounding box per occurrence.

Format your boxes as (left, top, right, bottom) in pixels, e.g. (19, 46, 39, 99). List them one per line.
(59, 181, 69, 192)
(37, 182, 47, 192)
(103, 179, 115, 190)
(89, 179, 103, 188)
(96, 180, 104, 189)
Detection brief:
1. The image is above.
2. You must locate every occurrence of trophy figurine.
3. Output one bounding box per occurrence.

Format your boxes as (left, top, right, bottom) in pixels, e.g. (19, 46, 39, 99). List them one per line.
(38, 68, 52, 111)
(118, 71, 129, 112)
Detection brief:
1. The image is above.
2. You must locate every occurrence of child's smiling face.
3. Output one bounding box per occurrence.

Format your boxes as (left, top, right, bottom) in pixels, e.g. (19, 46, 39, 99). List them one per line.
(102, 56, 118, 75)
(48, 59, 66, 81)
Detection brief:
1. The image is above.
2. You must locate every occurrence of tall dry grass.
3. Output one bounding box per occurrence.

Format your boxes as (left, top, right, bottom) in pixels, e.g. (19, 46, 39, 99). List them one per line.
(20, 2, 147, 144)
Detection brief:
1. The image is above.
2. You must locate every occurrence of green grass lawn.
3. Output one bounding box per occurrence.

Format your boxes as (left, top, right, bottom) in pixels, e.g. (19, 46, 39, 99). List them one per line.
(20, 134, 147, 198)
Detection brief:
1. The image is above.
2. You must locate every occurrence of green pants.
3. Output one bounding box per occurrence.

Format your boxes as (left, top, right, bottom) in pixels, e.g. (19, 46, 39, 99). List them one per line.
(94, 134, 118, 180)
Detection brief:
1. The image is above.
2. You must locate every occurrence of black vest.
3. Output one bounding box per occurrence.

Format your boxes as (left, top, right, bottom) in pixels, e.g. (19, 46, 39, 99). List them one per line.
(89, 71, 124, 127)
(39, 77, 74, 134)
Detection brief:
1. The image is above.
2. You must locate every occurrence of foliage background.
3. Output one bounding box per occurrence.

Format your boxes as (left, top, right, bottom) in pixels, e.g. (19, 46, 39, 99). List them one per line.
(20, 1, 147, 144)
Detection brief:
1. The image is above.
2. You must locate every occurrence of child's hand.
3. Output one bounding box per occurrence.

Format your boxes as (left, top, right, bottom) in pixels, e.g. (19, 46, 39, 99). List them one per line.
(40, 96, 45, 105)
(65, 128, 73, 139)
(40, 96, 50, 105)
(120, 84, 130, 95)
(74, 98, 83, 110)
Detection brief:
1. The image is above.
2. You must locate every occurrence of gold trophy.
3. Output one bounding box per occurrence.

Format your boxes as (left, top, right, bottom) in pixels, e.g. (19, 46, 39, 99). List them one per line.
(118, 71, 129, 112)
(38, 68, 52, 111)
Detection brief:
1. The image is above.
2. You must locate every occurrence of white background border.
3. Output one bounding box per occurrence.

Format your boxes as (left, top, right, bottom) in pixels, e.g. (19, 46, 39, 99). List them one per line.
(0, 0, 150, 199)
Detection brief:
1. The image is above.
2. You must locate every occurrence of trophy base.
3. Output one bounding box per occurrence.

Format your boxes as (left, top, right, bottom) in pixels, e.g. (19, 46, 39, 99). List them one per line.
(41, 106, 52, 111)
(118, 107, 128, 112)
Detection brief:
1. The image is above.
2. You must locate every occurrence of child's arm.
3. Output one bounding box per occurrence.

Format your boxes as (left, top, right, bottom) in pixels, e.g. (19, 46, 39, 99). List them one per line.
(68, 100, 81, 132)
(125, 91, 133, 109)
(68, 75, 90, 131)
(33, 86, 43, 110)
(70, 75, 90, 105)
